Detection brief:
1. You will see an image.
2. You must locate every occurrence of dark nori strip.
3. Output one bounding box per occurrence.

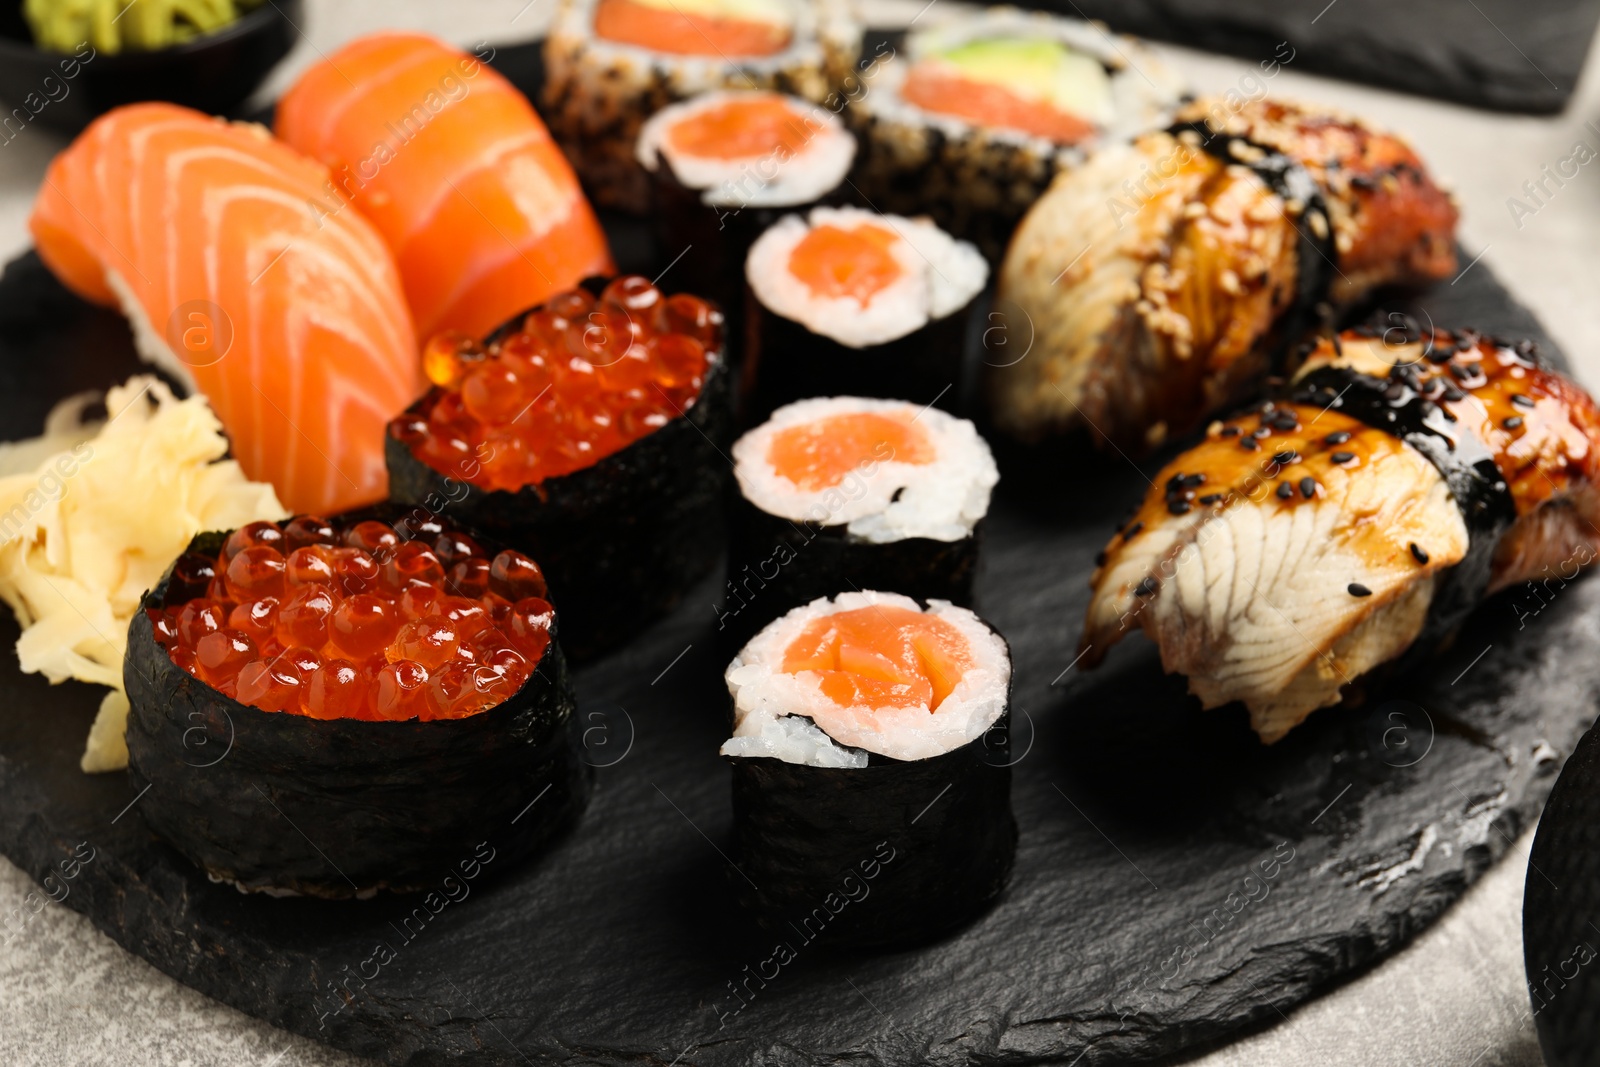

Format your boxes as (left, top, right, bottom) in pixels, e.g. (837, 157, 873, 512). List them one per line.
(741, 282, 971, 425)
(719, 491, 980, 649)
(645, 151, 849, 345)
(1166, 121, 1338, 374)
(386, 284, 736, 661)
(1290, 363, 1515, 639)
(123, 530, 592, 899)
(726, 704, 1016, 949)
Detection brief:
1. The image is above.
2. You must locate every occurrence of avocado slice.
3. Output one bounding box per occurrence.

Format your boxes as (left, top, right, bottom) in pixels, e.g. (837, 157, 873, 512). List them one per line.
(932, 37, 1115, 127)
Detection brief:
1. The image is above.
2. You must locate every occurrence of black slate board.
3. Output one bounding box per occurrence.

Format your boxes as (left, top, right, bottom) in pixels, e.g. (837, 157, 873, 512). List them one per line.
(1033, 0, 1599, 113)
(0, 242, 1593, 1067)
(1523, 718, 1600, 1066)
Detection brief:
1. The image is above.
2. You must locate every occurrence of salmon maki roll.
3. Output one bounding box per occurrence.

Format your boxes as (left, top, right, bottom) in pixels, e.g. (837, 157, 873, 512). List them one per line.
(276, 32, 614, 341)
(29, 103, 421, 516)
(987, 96, 1459, 452)
(1080, 325, 1600, 742)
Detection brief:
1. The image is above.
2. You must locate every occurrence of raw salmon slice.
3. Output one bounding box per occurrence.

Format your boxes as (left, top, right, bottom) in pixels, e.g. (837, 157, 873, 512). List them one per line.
(29, 103, 422, 516)
(787, 223, 906, 305)
(276, 32, 614, 341)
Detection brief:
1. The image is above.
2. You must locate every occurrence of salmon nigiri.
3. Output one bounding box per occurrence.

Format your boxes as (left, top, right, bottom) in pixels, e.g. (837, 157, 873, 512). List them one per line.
(29, 103, 422, 516)
(276, 32, 615, 341)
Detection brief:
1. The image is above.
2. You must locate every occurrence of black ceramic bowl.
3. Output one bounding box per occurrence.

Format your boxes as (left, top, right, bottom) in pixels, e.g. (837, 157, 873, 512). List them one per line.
(0, 0, 300, 135)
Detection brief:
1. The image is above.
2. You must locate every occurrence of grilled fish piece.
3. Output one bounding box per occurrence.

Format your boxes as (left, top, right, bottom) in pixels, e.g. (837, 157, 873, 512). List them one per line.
(988, 97, 1458, 452)
(1081, 327, 1600, 742)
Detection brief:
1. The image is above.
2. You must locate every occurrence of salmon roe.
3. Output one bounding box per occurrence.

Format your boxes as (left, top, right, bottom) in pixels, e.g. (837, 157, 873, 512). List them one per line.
(149, 515, 554, 722)
(391, 277, 721, 492)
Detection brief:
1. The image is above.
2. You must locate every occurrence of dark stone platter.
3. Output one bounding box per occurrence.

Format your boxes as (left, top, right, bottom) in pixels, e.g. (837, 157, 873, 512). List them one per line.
(0, 236, 1594, 1067)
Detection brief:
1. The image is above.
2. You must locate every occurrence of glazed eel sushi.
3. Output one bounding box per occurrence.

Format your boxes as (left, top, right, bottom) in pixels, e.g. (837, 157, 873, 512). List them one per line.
(988, 96, 1459, 451)
(1081, 325, 1600, 742)
(724, 591, 1015, 945)
(125, 512, 589, 897)
(386, 276, 732, 659)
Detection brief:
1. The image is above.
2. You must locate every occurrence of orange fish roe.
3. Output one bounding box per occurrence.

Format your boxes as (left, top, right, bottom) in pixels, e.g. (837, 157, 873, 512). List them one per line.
(150, 516, 554, 721)
(391, 277, 720, 492)
(900, 63, 1100, 144)
(786, 223, 905, 305)
(768, 410, 936, 491)
(781, 605, 973, 711)
(592, 0, 792, 57)
(664, 94, 822, 161)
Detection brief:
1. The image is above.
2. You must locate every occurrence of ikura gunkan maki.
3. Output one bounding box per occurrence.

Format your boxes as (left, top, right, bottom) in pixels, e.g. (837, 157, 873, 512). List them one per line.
(636, 89, 856, 323)
(386, 276, 734, 659)
(723, 592, 1015, 946)
(123, 513, 590, 898)
(722, 397, 998, 645)
(743, 206, 987, 419)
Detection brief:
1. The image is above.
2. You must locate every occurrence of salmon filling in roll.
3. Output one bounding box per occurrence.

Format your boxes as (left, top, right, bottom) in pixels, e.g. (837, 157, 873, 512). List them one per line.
(593, 0, 793, 57)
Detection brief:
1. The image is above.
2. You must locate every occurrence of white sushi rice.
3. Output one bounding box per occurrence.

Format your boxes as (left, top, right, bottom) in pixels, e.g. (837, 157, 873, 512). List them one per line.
(635, 90, 856, 208)
(733, 396, 997, 543)
(745, 205, 988, 348)
(722, 591, 1010, 766)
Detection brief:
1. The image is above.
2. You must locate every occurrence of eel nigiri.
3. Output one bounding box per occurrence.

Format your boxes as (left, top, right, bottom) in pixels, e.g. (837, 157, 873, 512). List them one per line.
(1081, 325, 1600, 742)
(988, 96, 1459, 451)
(29, 103, 422, 516)
(276, 32, 614, 341)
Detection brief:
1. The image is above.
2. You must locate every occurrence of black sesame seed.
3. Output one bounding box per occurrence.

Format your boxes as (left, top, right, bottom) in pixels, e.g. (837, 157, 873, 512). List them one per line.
(1503, 415, 1523, 430)
(1449, 363, 1471, 381)
(1199, 493, 1223, 505)
(1324, 431, 1351, 445)
(1135, 577, 1158, 598)
(1123, 521, 1144, 539)
(1220, 425, 1242, 437)
(1511, 394, 1535, 409)
(1299, 477, 1316, 498)
(1271, 415, 1300, 431)
(1331, 451, 1354, 464)
(1272, 450, 1299, 466)
(1241, 437, 1260, 451)
(1276, 482, 1294, 500)
(1426, 345, 1455, 364)
(1253, 426, 1273, 439)
(1443, 385, 1466, 403)
(1168, 499, 1192, 515)
(1409, 543, 1429, 564)
(1182, 472, 1207, 488)
(1348, 583, 1372, 597)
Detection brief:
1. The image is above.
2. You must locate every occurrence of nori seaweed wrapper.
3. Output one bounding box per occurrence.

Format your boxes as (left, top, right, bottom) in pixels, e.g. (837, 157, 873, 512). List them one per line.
(718, 491, 980, 649)
(123, 531, 591, 900)
(726, 707, 1016, 948)
(741, 283, 971, 424)
(646, 152, 850, 345)
(385, 285, 736, 661)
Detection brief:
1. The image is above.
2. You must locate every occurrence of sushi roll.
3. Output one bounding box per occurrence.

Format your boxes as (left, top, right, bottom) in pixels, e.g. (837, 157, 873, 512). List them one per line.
(636, 89, 856, 322)
(722, 397, 998, 645)
(385, 276, 733, 660)
(987, 96, 1459, 452)
(124, 512, 590, 897)
(849, 6, 1185, 261)
(543, 0, 861, 212)
(1080, 325, 1600, 743)
(723, 591, 1015, 946)
(743, 206, 988, 420)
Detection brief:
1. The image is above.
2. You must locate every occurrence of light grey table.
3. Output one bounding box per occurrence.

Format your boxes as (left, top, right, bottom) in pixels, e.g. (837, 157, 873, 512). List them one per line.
(0, 2, 1593, 1064)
